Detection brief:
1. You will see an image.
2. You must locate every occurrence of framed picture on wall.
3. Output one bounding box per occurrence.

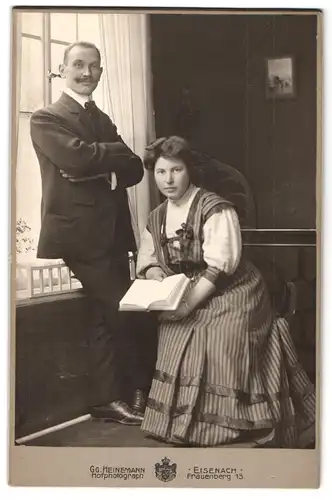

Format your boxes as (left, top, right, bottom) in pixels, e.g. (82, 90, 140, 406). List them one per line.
(266, 56, 295, 99)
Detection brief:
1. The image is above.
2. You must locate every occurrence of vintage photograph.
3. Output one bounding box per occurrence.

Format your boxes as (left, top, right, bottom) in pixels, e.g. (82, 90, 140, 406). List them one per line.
(10, 7, 321, 487)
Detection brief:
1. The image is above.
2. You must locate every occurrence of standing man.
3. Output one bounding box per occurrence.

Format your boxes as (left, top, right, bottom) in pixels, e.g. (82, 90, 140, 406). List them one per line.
(30, 41, 146, 425)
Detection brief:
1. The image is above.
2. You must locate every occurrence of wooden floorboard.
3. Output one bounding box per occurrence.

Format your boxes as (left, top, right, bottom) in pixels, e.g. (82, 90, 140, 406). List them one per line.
(20, 418, 271, 448)
(22, 418, 174, 447)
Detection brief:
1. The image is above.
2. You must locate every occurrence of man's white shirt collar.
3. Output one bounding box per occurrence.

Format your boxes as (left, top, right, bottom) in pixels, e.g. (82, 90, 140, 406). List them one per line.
(64, 88, 93, 108)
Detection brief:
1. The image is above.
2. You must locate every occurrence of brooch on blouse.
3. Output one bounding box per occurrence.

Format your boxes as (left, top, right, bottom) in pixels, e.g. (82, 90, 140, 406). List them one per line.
(160, 222, 194, 251)
(175, 223, 194, 241)
(176, 223, 194, 254)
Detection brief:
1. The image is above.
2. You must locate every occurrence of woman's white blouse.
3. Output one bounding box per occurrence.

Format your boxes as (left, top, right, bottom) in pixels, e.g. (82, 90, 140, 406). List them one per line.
(136, 189, 242, 277)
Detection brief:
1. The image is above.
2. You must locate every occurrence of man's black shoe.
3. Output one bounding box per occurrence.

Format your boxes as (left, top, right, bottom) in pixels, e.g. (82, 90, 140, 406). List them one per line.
(132, 389, 147, 413)
(90, 400, 143, 425)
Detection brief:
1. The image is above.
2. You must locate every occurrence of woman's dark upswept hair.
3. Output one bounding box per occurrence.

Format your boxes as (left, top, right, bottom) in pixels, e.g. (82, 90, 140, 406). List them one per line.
(144, 136, 198, 175)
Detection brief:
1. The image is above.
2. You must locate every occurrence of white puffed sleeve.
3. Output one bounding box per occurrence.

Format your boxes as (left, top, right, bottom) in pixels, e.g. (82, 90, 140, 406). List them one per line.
(202, 207, 242, 277)
(136, 228, 159, 278)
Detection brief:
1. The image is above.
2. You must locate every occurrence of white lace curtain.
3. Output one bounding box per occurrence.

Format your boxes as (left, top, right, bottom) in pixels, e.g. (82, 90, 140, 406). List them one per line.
(98, 13, 156, 247)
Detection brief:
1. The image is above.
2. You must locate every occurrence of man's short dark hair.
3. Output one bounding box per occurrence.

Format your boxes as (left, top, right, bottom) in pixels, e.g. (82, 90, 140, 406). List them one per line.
(63, 41, 101, 64)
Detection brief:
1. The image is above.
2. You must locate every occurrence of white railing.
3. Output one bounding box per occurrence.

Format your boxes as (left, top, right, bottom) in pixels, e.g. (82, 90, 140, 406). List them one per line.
(16, 261, 82, 300)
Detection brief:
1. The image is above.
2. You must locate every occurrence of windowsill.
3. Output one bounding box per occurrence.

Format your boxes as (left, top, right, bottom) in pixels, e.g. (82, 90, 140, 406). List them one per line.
(16, 259, 83, 304)
(16, 289, 86, 308)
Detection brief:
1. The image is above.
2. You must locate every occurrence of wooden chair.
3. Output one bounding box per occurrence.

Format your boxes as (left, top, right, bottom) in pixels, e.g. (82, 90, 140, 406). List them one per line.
(192, 152, 297, 321)
(192, 152, 257, 228)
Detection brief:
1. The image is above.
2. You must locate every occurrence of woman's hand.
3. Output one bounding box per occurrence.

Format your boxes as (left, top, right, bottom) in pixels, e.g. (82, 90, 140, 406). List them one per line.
(145, 266, 167, 281)
(159, 276, 216, 323)
(159, 301, 192, 322)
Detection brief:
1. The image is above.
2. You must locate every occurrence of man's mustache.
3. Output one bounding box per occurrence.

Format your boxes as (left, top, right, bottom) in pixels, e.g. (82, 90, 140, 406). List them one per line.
(74, 78, 94, 83)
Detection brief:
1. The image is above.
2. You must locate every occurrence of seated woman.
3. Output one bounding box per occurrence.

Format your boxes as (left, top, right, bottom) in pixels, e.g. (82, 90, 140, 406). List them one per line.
(136, 136, 315, 448)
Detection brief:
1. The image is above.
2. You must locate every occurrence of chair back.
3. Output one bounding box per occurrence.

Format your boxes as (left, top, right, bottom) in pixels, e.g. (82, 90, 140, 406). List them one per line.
(193, 152, 257, 228)
(193, 153, 296, 321)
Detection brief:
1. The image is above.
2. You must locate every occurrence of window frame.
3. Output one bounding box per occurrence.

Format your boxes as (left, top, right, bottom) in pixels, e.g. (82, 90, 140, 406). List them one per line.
(21, 12, 78, 110)
(17, 13, 82, 302)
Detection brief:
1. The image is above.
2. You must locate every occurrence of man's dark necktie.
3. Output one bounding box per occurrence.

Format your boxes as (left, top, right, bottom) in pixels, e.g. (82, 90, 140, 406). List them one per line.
(84, 100, 100, 140)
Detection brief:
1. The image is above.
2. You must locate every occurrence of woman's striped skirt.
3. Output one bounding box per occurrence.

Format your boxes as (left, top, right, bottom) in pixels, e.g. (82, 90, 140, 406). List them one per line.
(141, 262, 316, 447)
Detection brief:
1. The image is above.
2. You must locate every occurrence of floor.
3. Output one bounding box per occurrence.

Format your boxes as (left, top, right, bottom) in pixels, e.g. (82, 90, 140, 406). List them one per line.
(20, 419, 315, 449)
(21, 417, 269, 448)
(23, 418, 174, 447)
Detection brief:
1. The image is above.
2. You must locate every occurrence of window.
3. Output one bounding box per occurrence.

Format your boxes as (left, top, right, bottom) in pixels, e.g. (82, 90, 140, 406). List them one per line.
(16, 12, 105, 297)
(17, 14, 44, 267)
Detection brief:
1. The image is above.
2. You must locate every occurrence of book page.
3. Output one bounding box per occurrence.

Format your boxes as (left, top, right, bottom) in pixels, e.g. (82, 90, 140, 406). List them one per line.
(150, 274, 190, 310)
(120, 274, 187, 309)
(119, 279, 162, 309)
(156, 274, 187, 300)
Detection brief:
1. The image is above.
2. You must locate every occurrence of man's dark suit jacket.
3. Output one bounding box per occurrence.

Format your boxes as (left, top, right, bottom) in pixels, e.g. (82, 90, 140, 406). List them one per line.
(30, 92, 143, 260)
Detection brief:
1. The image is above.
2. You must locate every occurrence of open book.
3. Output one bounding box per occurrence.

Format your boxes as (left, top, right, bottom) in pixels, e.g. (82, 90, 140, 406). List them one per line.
(119, 273, 191, 311)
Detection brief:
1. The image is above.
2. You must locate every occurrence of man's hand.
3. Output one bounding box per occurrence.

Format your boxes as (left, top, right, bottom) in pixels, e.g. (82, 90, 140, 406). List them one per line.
(145, 267, 167, 281)
(60, 170, 110, 183)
